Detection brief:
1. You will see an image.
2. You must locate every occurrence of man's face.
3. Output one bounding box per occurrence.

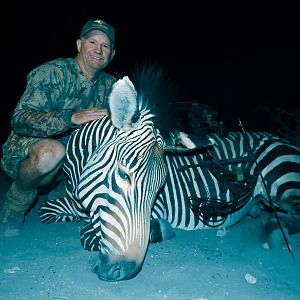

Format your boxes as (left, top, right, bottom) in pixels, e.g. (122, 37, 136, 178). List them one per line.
(77, 30, 115, 73)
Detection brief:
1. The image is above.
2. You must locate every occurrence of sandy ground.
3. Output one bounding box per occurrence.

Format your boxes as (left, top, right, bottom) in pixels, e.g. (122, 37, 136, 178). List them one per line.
(1, 170, 300, 300)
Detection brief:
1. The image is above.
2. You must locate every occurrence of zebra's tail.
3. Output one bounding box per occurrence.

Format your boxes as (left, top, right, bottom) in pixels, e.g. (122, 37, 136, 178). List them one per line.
(39, 196, 88, 224)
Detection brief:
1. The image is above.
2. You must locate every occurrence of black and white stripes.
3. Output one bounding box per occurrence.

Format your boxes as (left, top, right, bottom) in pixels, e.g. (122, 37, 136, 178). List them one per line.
(152, 131, 300, 230)
(38, 66, 300, 281)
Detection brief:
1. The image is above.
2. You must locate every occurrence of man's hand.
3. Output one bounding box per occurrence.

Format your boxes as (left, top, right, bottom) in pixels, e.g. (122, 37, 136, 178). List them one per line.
(71, 108, 108, 125)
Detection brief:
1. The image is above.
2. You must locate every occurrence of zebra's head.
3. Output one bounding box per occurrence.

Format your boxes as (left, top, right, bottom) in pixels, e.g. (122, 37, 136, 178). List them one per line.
(78, 65, 210, 281)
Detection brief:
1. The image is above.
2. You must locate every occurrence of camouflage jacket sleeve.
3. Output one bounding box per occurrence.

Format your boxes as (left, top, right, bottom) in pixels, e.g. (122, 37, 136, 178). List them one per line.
(11, 62, 75, 137)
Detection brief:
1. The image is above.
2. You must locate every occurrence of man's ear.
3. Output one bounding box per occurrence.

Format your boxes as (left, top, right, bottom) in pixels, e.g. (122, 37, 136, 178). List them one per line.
(110, 49, 116, 61)
(76, 39, 82, 52)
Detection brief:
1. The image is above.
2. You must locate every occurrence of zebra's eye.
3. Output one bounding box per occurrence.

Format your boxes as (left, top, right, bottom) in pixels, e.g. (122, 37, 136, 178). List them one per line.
(118, 164, 131, 182)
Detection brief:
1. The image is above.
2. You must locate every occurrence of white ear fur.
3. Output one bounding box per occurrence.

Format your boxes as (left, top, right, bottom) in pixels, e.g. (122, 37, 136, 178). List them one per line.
(164, 131, 214, 152)
(109, 76, 139, 131)
(176, 131, 197, 149)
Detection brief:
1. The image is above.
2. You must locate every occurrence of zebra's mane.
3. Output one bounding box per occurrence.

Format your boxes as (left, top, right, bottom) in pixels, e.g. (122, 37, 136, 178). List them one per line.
(129, 62, 182, 140)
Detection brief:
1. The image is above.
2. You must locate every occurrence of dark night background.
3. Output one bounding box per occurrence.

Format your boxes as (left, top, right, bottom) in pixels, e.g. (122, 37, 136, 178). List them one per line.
(2, 2, 299, 148)
(1, 4, 300, 298)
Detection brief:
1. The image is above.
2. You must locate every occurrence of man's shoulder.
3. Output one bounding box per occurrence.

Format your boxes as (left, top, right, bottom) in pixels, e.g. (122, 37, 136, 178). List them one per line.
(28, 58, 76, 79)
(32, 58, 75, 73)
(40, 58, 75, 69)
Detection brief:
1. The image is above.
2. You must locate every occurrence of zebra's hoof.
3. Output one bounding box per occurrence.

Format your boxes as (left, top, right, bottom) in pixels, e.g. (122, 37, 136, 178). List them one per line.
(266, 217, 290, 249)
(150, 218, 175, 243)
(267, 228, 290, 249)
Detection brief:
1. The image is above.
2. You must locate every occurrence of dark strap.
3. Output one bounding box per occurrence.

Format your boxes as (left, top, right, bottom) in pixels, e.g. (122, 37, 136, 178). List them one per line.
(180, 150, 257, 226)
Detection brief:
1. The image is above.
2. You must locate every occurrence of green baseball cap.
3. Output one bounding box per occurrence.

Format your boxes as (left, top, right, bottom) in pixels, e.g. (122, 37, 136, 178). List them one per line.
(80, 19, 115, 44)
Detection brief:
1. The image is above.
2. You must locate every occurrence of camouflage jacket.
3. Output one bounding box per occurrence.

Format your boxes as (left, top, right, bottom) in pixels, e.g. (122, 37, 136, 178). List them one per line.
(10, 57, 117, 138)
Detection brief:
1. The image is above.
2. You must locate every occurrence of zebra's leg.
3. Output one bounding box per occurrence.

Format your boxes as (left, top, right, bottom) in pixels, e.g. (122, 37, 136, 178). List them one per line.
(39, 196, 87, 224)
(80, 222, 101, 251)
(149, 218, 176, 243)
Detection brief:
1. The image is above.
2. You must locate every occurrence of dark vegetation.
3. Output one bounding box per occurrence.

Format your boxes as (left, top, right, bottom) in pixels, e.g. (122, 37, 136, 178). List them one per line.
(174, 102, 300, 149)
(256, 106, 300, 148)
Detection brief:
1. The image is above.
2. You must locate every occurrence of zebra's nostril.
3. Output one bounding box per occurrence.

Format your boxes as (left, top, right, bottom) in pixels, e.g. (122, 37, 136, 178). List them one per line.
(110, 266, 121, 279)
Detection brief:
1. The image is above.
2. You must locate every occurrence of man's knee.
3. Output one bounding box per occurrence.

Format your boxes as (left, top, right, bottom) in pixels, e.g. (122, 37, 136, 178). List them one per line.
(28, 140, 65, 174)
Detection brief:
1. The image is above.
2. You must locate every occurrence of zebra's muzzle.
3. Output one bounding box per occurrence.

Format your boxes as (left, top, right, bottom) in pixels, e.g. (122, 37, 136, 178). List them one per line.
(93, 259, 142, 281)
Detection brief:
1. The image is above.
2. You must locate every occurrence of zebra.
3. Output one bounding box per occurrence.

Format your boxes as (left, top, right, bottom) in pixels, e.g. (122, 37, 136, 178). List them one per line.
(39, 65, 300, 281)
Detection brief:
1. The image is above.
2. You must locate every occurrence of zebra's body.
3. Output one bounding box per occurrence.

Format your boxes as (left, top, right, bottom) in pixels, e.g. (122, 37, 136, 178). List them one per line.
(41, 130, 299, 229)
(153, 131, 300, 230)
(39, 66, 300, 281)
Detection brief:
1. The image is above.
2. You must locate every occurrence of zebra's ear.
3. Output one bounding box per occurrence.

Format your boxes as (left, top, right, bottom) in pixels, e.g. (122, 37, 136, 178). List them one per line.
(108, 76, 140, 131)
(164, 131, 215, 153)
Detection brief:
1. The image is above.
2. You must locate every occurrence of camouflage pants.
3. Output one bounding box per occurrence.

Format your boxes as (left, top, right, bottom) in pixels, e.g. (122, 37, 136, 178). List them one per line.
(1, 132, 69, 180)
